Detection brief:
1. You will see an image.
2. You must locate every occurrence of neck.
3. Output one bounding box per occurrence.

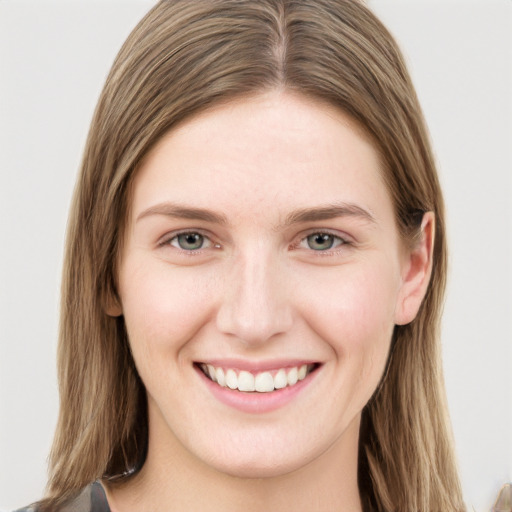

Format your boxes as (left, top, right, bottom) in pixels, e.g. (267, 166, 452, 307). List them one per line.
(106, 415, 363, 512)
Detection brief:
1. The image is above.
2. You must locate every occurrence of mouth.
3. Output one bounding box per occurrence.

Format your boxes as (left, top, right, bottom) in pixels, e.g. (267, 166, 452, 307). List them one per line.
(195, 362, 320, 393)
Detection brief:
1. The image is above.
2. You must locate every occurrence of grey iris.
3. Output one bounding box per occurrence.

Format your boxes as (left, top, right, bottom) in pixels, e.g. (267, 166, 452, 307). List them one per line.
(178, 233, 204, 250)
(307, 233, 335, 251)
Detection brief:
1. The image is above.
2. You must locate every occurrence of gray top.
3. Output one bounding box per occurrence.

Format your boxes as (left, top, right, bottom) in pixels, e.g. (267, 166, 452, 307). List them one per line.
(14, 482, 111, 512)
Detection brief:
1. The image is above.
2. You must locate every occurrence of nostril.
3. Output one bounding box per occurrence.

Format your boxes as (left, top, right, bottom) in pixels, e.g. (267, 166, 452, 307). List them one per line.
(215, 302, 293, 345)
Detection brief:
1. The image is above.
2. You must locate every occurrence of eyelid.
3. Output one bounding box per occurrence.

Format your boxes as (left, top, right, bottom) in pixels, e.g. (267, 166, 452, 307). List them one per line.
(157, 229, 219, 252)
(293, 229, 353, 252)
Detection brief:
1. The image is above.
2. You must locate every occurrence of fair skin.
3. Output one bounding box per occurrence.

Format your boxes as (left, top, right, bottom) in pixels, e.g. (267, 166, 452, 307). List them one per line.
(106, 90, 434, 512)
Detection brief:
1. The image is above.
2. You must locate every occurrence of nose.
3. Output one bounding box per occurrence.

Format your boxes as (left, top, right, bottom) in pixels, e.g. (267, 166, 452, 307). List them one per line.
(215, 246, 293, 346)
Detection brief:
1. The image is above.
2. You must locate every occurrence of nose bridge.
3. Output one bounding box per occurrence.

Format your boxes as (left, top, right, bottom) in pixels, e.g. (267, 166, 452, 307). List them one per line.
(216, 241, 292, 345)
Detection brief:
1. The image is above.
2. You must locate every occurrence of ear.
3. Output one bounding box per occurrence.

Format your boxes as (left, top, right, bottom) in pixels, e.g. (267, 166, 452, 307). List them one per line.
(104, 291, 123, 317)
(394, 212, 435, 326)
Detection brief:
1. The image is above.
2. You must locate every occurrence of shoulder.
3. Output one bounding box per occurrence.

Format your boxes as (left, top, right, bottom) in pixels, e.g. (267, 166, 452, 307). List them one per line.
(13, 482, 110, 512)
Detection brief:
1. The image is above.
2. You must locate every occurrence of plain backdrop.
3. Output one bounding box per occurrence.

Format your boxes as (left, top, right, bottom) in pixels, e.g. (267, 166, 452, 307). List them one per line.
(0, 1, 511, 511)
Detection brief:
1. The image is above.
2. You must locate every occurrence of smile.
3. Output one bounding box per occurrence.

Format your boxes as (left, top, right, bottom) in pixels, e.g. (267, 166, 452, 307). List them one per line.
(198, 363, 318, 393)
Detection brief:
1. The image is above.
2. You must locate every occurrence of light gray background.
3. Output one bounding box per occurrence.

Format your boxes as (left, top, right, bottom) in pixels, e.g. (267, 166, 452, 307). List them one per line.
(1, 1, 511, 511)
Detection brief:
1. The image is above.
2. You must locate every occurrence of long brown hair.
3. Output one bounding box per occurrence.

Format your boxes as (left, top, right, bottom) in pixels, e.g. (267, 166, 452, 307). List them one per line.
(43, 1, 464, 510)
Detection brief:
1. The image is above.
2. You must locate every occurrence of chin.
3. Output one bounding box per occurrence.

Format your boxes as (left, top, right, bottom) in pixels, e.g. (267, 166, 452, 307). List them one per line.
(207, 453, 309, 480)
(194, 432, 327, 480)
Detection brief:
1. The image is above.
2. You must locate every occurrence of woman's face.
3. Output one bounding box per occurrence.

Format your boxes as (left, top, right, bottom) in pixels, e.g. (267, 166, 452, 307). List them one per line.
(114, 91, 426, 478)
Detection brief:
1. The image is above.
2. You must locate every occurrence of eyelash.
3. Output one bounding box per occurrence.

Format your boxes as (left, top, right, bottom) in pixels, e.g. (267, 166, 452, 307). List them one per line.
(158, 230, 218, 254)
(159, 230, 351, 256)
(293, 230, 351, 254)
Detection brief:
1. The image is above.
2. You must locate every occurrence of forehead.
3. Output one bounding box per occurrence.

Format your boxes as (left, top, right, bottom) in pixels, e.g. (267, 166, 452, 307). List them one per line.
(129, 91, 392, 227)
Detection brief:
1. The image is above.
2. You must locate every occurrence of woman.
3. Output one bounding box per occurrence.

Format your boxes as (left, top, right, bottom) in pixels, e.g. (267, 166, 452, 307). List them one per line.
(20, 0, 465, 510)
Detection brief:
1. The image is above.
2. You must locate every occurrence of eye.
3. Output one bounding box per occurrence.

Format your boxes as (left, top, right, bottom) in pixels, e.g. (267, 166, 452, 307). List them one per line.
(169, 232, 212, 251)
(301, 232, 346, 251)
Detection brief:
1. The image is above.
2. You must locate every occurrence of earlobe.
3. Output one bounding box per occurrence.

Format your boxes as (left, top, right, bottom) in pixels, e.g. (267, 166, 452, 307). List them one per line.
(394, 212, 435, 326)
(104, 293, 123, 317)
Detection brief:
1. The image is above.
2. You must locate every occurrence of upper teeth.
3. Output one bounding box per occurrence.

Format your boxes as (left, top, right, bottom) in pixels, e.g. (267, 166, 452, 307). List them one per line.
(200, 364, 312, 393)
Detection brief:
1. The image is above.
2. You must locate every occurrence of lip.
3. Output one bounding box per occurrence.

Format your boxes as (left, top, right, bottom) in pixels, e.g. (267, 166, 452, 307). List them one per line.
(194, 361, 320, 414)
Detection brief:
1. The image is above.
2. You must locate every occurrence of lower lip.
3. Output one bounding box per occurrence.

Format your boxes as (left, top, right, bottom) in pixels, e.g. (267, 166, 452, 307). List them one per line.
(195, 365, 319, 414)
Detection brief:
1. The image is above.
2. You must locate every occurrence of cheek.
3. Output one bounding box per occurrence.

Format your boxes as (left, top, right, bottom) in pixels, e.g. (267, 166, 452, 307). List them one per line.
(119, 261, 218, 360)
(297, 259, 400, 372)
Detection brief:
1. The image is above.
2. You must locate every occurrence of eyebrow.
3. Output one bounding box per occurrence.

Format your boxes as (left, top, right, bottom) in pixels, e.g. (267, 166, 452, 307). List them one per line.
(136, 203, 228, 224)
(135, 201, 376, 226)
(282, 203, 376, 227)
